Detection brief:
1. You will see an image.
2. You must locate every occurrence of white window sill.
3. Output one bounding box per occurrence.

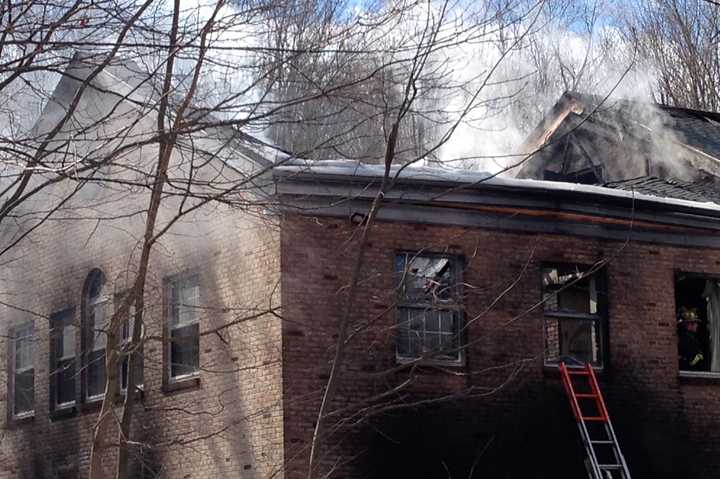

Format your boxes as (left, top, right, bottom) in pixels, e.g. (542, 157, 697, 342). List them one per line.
(164, 373, 201, 394)
(12, 411, 35, 420)
(395, 354, 465, 368)
(169, 371, 200, 383)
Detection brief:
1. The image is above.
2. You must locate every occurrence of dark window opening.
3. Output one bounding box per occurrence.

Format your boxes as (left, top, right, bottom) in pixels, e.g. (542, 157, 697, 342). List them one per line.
(542, 264, 607, 367)
(395, 253, 463, 364)
(168, 274, 200, 380)
(675, 274, 720, 373)
(50, 309, 76, 409)
(11, 322, 34, 417)
(83, 269, 108, 401)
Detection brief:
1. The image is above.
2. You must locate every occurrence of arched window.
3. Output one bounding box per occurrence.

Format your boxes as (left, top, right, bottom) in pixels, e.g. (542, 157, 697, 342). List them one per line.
(82, 269, 109, 400)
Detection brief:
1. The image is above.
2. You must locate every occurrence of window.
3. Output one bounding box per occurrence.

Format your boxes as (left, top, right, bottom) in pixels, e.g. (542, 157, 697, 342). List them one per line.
(117, 294, 143, 392)
(542, 264, 607, 367)
(83, 270, 109, 401)
(50, 308, 76, 409)
(10, 322, 34, 418)
(167, 274, 200, 380)
(395, 253, 463, 364)
(675, 274, 720, 374)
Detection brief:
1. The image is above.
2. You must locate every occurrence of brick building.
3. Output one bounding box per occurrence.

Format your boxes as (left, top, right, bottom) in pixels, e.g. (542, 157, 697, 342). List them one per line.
(3, 56, 720, 478)
(0, 53, 284, 478)
(275, 162, 720, 479)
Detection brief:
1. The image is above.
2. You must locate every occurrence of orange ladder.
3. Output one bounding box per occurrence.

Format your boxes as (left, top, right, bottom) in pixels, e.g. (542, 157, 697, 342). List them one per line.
(559, 362, 632, 479)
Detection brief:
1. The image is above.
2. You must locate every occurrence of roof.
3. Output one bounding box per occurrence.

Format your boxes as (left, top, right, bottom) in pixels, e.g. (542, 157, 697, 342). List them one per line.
(275, 159, 720, 214)
(568, 92, 720, 161)
(516, 91, 720, 184)
(662, 107, 720, 161)
(275, 159, 720, 249)
(40, 51, 287, 169)
(605, 176, 720, 205)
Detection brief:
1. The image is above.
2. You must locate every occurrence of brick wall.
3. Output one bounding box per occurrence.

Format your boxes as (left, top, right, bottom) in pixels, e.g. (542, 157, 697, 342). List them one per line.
(280, 213, 720, 479)
(0, 190, 283, 478)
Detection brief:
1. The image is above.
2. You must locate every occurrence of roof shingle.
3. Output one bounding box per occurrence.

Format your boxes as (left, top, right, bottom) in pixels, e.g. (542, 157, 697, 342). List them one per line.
(604, 176, 720, 206)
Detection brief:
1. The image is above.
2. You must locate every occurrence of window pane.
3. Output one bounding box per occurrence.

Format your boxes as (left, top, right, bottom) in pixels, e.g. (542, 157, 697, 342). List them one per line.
(544, 318, 601, 366)
(439, 330, 456, 355)
(408, 329, 422, 357)
(398, 308, 424, 358)
(397, 308, 459, 361)
(57, 359, 75, 405)
(122, 302, 136, 341)
(87, 349, 106, 398)
(542, 265, 598, 315)
(90, 300, 109, 351)
(426, 332, 441, 354)
(396, 309, 411, 357)
(50, 310, 75, 407)
(119, 302, 144, 390)
(173, 278, 199, 327)
(399, 255, 456, 303)
(14, 368, 34, 415)
(171, 323, 199, 378)
(425, 311, 441, 332)
(15, 324, 33, 372)
(439, 311, 458, 355)
(120, 350, 144, 392)
(439, 310, 455, 334)
(120, 357, 129, 391)
(13, 323, 35, 415)
(61, 324, 76, 359)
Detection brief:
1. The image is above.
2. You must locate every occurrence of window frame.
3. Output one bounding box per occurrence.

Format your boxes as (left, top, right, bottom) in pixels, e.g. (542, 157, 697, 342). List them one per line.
(8, 321, 35, 420)
(394, 252, 465, 366)
(49, 307, 77, 413)
(675, 270, 720, 378)
(164, 271, 201, 387)
(81, 269, 109, 403)
(541, 262, 608, 369)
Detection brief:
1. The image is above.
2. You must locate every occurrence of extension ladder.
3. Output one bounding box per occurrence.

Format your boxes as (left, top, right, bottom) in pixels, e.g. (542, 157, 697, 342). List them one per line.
(559, 362, 632, 479)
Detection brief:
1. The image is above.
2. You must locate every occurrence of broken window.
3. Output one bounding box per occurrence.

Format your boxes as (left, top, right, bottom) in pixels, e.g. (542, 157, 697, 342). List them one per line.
(83, 269, 109, 401)
(50, 308, 76, 410)
(675, 274, 720, 374)
(167, 274, 200, 380)
(542, 264, 607, 367)
(10, 321, 35, 418)
(395, 253, 463, 364)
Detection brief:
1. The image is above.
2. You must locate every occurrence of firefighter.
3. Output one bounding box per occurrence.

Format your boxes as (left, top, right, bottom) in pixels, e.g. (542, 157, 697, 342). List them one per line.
(678, 307, 705, 371)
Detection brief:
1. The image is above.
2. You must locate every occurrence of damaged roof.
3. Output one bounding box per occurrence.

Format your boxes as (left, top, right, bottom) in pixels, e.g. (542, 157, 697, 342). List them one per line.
(663, 106, 720, 161)
(517, 91, 720, 183)
(570, 92, 720, 161)
(605, 175, 720, 205)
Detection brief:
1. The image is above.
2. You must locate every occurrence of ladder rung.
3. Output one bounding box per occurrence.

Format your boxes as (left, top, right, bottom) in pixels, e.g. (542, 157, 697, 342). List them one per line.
(590, 440, 615, 445)
(567, 371, 590, 376)
(581, 416, 607, 422)
(598, 464, 623, 470)
(575, 393, 598, 398)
